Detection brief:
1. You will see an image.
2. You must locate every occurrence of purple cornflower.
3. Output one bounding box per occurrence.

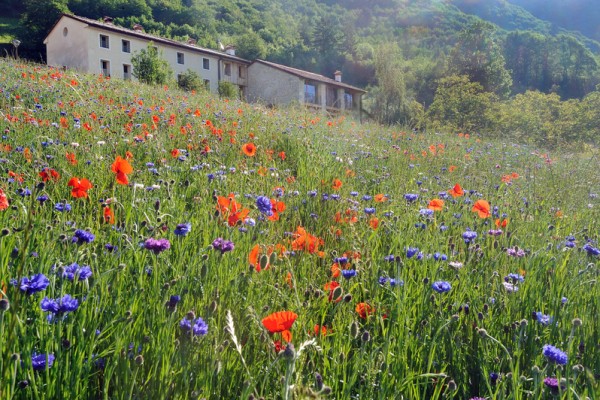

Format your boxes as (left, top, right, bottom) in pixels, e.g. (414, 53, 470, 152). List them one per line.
(256, 196, 273, 216)
(174, 222, 191, 236)
(542, 344, 568, 365)
(18, 273, 50, 295)
(41, 294, 79, 315)
(72, 229, 95, 244)
(212, 237, 234, 254)
(179, 317, 208, 336)
(488, 229, 503, 236)
(543, 377, 564, 393)
(62, 263, 92, 281)
(144, 238, 171, 254)
(31, 353, 55, 371)
(432, 281, 452, 293)
(506, 247, 526, 257)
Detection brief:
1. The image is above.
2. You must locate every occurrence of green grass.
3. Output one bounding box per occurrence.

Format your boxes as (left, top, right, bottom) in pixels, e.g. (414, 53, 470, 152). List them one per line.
(0, 58, 598, 399)
(0, 17, 18, 44)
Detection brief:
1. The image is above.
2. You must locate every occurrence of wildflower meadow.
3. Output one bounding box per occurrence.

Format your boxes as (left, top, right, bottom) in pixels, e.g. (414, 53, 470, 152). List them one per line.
(0, 58, 599, 399)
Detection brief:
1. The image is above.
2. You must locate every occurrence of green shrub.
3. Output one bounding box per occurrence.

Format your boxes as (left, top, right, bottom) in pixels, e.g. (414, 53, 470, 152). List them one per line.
(177, 69, 205, 92)
(218, 81, 239, 99)
(131, 42, 173, 85)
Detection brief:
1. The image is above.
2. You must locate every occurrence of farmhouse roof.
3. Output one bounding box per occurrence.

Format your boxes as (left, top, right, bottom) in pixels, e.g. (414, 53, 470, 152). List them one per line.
(44, 14, 251, 64)
(251, 59, 366, 93)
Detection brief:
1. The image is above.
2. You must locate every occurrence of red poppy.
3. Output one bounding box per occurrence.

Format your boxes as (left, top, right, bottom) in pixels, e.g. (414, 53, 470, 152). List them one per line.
(242, 142, 257, 157)
(291, 226, 323, 254)
(355, 302, 375, 319)
(39, 168, 60, 183)
(216, 193, 250, 227)
(374, 194, 388, 203)
(0, 189, 8, 210)
(171, 149, 180, 158)
(369, 217, 379, 229)
(267, 199, 286, 221)
(103, 206, 115, 224)
(278, 151, 286, 161)
(68, 177, 93, 198)
(428, 199, 444, 211)
(262, 311, 298, 342)
(111, 156, 133, 185)
(495, 218, 508, 228)
(65, 152, 77, 165)
(332, 179, 343, 191)
(448, 183, 464, 198)
(313, 325, 329, 337)
(472, 200, 491, 218)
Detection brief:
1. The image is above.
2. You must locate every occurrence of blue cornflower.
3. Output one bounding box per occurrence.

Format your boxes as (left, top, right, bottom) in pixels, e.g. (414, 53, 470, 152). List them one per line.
(362, 195, 372, 201)
(364, 207, 376, 215)
(505, 273, 524, 283)
(404, 193, 419, 202)
(341, 269, 357, 279)
(583, 243, 600, 256)
(534, 312, 553, 326)
(41, 294, 79, 315)
(72, 229, 95, 244)
(389, 278, 403, 287)
(31, 352, 55, 371)
(419, 208, 434, 217)
(384, 254, 395, 262)
(334, 256, 348, 265)
(406, 247, 420, 258)
(432, 281, 452, 293)
(54, 202, 72, 212)
(256, 196, 273, 215)
(350, 191, 359, 197)
(462, 229, 478, 243)
(62, 263, 92, 281)
(19, 273, 50, 295)
(180, 317, 208, 336)
(37, 195, 49, 203)
(542, 344, 568, 365)
(433, 252, 447, 261)
(174, 222, 192, 236)
(144, 238, 171, 254)
(378, 276, 389, 285)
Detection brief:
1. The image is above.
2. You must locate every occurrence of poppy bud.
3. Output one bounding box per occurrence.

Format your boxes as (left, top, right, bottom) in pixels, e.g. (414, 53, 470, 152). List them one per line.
(134, 355, 144, 365)
(572, 318, 582, 327)
(447, 380, 457, 391)
(0, 299, 9, 312)
(350, 322, 359, 338)
(361, 330, 370, 343)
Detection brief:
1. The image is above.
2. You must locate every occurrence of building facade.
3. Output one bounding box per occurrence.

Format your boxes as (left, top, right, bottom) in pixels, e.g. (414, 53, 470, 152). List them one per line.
(44, 14, 365, 116)
(44, 14, 249, 94)
(247, 60, 365, 114)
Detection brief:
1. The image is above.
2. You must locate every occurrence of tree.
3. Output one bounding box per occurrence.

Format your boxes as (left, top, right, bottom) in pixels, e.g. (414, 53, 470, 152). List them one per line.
(19, 0, 69, 60)
(218, 81, 239, 99)
(427, 75, 497, 133)
(366, 42, 421, 126)
(131, 43, 173, 85)
(235, 30, 267, 60)
(177, 69, 205, 92)
(448, 21, 512, 98)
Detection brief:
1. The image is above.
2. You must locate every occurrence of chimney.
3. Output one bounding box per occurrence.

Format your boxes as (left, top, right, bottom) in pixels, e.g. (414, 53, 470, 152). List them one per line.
(224, 45, 236, 56)
(103, 16, 113, 25)
(133, 24, 144, 32)
(334, 70, 342, 82)
(187, 38, 197, 46)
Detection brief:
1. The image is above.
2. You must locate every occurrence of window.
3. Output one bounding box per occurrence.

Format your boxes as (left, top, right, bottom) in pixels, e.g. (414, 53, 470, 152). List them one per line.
(304, 82, 318, 104)
(177, 52, 184, 65)
(63, 27, 68, 37)
(203, 58, 210, 70)
(99, 34, 109, 49)
(122, 40, 130, 53)
(100, 60, 110, 77)
(123, 64, 131, 80)
(238, 66, 245, 78)
(344, 92, 354, 109)
(224, 63, 231, 76)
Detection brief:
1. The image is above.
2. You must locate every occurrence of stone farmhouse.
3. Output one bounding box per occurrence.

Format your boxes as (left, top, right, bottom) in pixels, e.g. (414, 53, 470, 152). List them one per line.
(44, 14, 365, 116)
